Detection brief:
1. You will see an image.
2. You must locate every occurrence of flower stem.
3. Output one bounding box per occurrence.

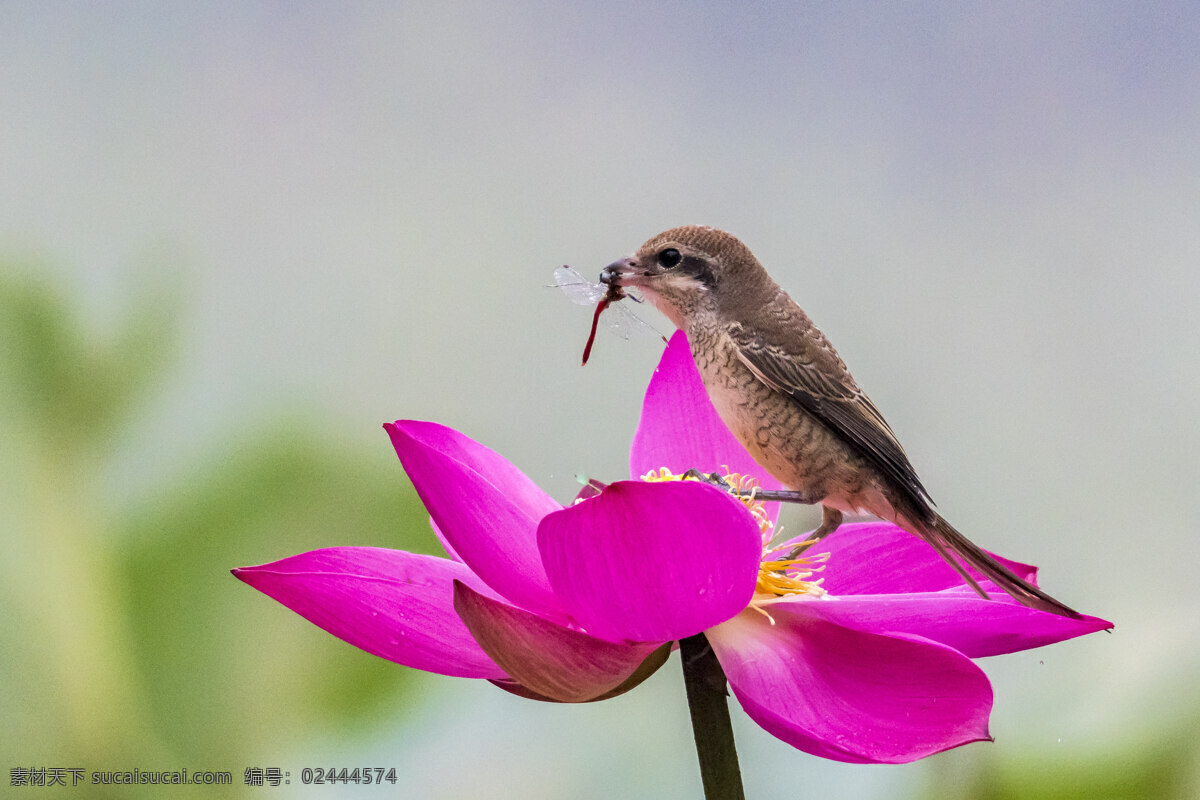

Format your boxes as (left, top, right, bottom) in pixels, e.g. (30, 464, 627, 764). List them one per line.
(680, 633, 745, 800)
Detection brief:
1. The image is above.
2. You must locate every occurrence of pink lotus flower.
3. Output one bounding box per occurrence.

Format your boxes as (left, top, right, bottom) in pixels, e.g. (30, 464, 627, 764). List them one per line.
(233, 332, 1111, 764)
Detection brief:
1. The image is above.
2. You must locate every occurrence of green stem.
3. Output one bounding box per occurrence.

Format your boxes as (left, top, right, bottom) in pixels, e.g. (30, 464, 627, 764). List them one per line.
(680, 633, 745, 800)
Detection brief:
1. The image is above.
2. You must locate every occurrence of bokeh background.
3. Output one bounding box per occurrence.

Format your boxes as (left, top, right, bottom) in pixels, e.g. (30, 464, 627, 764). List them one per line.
(3, 3, 1198, 798)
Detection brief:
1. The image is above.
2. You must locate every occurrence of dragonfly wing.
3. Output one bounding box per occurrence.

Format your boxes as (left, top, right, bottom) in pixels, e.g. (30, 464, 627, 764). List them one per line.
(602, 305, 636, 339)
(604, 303, 666, 341)
(626, 311, 668, 342)
(553, 266, 605, 306)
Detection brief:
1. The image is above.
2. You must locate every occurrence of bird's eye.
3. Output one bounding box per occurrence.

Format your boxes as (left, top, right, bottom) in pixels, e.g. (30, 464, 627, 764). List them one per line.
(658, 248, 682, 269)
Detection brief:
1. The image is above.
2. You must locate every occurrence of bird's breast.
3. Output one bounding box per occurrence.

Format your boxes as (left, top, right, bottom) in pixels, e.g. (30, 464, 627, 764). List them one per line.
(688, 326, 869, 503)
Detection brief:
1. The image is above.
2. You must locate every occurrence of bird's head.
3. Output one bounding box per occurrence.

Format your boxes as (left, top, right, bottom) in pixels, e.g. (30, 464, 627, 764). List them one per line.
(600, 226, 771, 330)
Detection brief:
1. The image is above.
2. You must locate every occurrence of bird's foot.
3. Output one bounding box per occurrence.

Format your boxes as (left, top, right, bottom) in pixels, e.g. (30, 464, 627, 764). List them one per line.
(681, 469, 735, 492)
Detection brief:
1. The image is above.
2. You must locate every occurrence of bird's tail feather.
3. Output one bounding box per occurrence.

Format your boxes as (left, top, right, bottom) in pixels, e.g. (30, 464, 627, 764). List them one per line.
(914, 512, 1080, 618)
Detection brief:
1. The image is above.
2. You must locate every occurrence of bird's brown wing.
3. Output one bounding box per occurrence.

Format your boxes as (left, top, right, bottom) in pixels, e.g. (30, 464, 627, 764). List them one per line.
(726, 321, 934, 516)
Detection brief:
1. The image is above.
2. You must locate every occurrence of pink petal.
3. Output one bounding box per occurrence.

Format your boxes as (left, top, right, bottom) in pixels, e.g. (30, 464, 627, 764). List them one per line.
(538, 480, 761, 643)
(453, 581, 667, 702)
(232, 547, 506, 679)
(429, 517, 462, 562)
(803, 522, 1040, 595)
(629, 331, 782, 520)
(600, 643, 675, 699)
(573, 479, 607, 502)
(488, 641, 672, 703)
(708, 603, 993, 764)
(385, 420, 564, 619)
(805, 593, 1113, 658)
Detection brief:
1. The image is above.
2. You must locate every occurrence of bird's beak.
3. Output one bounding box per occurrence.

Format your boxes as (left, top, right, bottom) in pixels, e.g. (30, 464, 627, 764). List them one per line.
(600, 257, 642, 287)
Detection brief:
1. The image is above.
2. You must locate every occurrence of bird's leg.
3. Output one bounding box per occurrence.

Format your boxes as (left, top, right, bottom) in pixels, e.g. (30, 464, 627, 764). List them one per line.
(679, 470, 831, 507)
(783, 506, 843, 559)
(811, 505, 844, 540)
(748, 487, 824, 504)
(677, 471, 842, 557)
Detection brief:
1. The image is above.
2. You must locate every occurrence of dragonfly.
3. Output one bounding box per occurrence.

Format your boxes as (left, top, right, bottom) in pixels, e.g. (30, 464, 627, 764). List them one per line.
(552, 265, 668, 365)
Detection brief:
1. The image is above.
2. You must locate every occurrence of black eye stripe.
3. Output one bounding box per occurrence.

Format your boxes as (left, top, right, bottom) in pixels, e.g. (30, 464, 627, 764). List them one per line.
(680, 255, 716, 288)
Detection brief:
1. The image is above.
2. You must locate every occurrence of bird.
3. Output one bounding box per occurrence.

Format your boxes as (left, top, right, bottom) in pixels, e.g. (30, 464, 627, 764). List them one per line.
(600, 225, 1078, 617)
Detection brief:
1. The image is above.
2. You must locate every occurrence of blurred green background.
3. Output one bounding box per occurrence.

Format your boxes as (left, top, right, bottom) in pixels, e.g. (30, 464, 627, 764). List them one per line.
(2, 3, 1198, 798)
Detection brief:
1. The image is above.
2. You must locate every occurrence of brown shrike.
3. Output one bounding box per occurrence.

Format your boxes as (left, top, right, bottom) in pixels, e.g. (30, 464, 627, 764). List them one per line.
(601, 225, 1077, 617)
